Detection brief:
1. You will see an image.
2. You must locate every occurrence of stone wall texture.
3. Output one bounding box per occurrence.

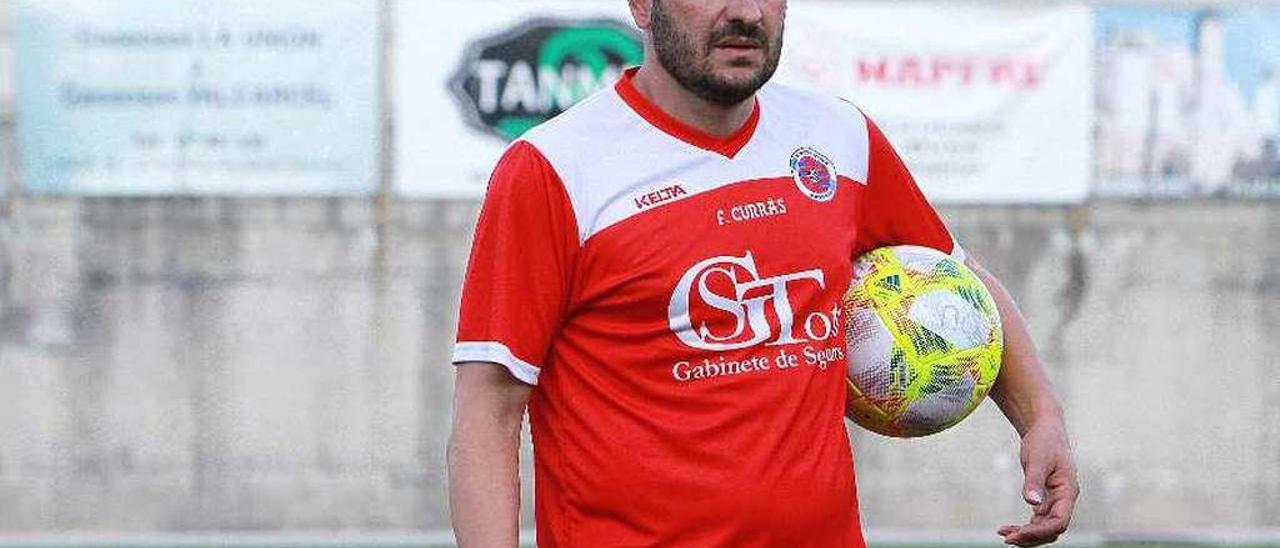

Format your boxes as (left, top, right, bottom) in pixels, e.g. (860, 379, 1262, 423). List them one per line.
(0, 198, 1276, 532)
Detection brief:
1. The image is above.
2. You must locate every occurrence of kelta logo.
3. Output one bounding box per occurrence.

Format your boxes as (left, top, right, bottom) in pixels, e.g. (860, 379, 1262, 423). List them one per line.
(635, 184, 688, 210)
(450, 18, 643, 141)
(668, 252, 840, 351)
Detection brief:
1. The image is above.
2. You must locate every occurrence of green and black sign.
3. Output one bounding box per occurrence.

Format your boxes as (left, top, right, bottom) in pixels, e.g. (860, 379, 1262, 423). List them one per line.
(450, 18, 643, 141)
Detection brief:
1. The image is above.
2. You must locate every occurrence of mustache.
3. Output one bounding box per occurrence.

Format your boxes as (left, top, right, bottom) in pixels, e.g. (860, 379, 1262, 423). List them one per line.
(707, 20, 767, 49)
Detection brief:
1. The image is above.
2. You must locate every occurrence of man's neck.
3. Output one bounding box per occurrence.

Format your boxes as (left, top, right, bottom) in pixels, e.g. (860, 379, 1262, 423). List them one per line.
(630, 63, 756, 138)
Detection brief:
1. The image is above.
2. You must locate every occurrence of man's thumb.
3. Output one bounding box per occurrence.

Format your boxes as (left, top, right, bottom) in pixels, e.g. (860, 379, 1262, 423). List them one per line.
(1023, 463, 1048, 507)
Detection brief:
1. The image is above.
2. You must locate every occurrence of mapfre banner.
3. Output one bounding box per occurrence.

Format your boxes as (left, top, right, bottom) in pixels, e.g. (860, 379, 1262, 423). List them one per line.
(776, 4, 1093, 203)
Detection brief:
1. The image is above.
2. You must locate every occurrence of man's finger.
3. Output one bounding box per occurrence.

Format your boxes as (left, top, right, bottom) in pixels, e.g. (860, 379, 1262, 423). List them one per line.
(1004, 500, 1070, 546)
(1050, 481, 1079, 527)
(1008, 533, 1059, 548)
(1006, 527, 1061, 548)
(1022, 458, 1050, 509)
(1038, 468, 1080, 524)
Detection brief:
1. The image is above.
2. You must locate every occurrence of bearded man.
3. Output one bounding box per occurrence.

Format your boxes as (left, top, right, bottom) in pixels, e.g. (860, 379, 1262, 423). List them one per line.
(448, 1, 1079, 546)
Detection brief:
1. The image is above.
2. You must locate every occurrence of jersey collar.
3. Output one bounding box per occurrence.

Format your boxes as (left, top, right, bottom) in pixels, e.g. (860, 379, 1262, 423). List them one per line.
(614, 67, 760, 159)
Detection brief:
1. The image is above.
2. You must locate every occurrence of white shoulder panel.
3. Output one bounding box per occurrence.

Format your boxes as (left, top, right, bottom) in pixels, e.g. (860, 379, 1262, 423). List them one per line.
(522, 82, 873, 243)
(755, 83, 871, 185)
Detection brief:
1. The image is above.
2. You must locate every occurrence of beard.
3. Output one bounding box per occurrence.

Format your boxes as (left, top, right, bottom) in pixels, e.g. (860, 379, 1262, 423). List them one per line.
(649, 0, 783, 106)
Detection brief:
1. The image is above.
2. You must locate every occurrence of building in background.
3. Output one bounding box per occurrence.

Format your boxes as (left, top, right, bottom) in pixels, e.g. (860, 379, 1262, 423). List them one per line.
(1096, 7, 1280, 195)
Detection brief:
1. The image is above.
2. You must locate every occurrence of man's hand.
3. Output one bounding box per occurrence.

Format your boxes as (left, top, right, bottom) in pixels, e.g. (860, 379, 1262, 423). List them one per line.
(966, 256, 1079, 546)
(997, 420, 1079, 547)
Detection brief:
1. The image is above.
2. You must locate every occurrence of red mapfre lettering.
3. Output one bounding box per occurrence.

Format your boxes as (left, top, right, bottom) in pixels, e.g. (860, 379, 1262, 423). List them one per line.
(855, 56, 1042, 89)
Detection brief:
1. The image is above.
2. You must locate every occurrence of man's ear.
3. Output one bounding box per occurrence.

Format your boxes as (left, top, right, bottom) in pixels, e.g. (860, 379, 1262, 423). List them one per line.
(628, 0, 653, 31)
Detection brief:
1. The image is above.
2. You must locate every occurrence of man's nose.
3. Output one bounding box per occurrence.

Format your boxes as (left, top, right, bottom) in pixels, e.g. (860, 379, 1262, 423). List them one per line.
(723, 0, 765, 26)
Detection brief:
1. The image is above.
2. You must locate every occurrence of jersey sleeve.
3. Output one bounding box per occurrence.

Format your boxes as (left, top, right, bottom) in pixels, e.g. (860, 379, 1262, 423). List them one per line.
(452, 141, 580, 385)
(853, 116, 965, 261)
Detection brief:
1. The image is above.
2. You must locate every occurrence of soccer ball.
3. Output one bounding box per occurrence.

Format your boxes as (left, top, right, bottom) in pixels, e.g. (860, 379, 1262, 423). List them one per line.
(842, 246, 1003, 438)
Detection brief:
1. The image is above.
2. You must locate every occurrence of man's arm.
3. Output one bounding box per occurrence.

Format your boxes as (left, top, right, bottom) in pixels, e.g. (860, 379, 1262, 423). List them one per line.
(967, 256, 1080, 547)
(448, 362, 533, 548)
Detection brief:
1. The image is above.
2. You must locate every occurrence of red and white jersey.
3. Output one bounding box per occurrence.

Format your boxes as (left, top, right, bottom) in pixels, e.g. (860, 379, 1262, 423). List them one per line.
(454, 68, 961, 547)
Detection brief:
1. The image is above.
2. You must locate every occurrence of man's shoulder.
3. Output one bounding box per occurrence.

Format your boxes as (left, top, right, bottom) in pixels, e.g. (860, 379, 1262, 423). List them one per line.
(756, 82, 873, 182)
(758, 81, 868, 131)
(519, 85, 634, 159)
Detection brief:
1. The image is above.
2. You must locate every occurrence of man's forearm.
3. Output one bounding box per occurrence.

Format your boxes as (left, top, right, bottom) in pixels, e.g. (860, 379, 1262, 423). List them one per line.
(968, 258, 1080, 544)
(967, 259, 1064, 435)
(448, 363, 531, 547)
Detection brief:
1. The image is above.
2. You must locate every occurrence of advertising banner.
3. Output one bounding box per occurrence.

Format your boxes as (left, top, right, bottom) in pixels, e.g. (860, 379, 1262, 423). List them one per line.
(398, 2, 1090, 202)
(15, 0, 380, 195)
(394, 0, 638, 198)
(778, 4, 1093, 204)
(1095, 7, 1280, 198)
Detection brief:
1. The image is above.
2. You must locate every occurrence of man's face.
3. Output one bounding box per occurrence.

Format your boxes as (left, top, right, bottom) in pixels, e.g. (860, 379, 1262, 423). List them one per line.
(647, 0, 786, 106)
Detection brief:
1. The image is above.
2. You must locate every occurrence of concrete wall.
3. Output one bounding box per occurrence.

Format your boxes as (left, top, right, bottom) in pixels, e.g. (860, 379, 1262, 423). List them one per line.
(0, 197, 1276, 533)
(0, 198, 469, 530)
(856, 203, 1280, 532)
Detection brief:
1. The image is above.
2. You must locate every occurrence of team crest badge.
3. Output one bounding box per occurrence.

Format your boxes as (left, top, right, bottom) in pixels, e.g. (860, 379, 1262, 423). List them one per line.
(790, 147, 838, 202)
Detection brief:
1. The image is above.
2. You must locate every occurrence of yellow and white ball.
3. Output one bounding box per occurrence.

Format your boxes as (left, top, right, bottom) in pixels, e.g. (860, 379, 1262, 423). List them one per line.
(842, 246, 1003, 438)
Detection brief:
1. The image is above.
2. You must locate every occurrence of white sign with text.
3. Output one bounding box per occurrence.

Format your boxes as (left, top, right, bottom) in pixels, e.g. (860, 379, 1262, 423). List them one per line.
(777, 4, 1094, 203)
